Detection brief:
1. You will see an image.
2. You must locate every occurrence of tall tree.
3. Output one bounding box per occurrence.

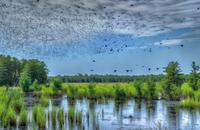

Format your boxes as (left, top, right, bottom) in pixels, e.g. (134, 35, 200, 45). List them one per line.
(189, 61, 199, 90)
(0, 55, 21, 87)
(163, 61, 183, 99)
(22, 59, 48, 84)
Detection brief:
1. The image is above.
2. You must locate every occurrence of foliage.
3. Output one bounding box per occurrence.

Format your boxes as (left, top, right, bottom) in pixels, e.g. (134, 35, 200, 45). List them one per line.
(19, 109, 28, 126)
(58, 108, 64, 128)
(32, 106, 46, 129)
(51, 107, 57, 128)
(39, 96, 50, 107)
(0, 55, 21, 87)
(22, 59, 48, 84)
(180, 83, 194, 99)
(179, 98, 200, 109)
(3, 107, 17, 127)
(68, 106, 75, 124)
(163, 61, 183, 99)
(189, 61, 200, 90)
(19, 72, 32, 92)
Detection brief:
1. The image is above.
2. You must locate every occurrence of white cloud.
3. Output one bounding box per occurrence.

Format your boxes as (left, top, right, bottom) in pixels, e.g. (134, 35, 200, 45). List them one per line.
(154, 39, 182, 46)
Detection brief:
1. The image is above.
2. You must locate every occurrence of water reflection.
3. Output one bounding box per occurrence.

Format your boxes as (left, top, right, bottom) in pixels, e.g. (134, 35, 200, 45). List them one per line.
(6, 97, 200, 130)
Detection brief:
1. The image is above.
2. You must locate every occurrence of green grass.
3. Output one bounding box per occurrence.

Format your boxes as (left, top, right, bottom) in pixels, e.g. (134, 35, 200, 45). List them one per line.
(51, 107, 57, 128)
(3, 107, 17, 127)
(58, 108, 64, 128)
(32, 106, 46, 129)
(19, 109, 28, 126)
(179, 98, 200, 109)
(76, 111, 82, 126)
(39, 96, 50, 107)
(68, 106, 75, 124)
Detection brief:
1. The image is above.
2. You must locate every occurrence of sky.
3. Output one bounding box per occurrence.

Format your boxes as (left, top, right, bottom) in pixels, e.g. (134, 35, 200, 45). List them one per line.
(0, 0, 200, 75)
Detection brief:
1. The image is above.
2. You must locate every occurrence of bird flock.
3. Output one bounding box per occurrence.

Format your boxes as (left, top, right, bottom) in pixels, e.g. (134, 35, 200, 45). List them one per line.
(0, 0, 200, 74)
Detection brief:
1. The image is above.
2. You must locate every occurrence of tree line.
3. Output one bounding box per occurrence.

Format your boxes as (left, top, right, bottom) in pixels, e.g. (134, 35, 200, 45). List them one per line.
(50, 74, 164, 83)
(0, 55, 48, 90)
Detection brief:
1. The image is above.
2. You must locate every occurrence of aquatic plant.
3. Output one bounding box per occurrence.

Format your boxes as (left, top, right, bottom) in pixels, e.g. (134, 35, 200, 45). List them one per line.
(181, 83, 194, 99)
(179, 98, 200, 109)
(3, 107, 17, 127)
(32, 106, 46, 129)
(12, 98, 25, 113)
(58, 108, 64, 128)
(19, 109, 28, 126)
(39, 96, 50, 107)
(68, 106, 75, 124)
(76, 111, 82, 125)
(51, 107, 57, 128)
(36, 106, 46, 129)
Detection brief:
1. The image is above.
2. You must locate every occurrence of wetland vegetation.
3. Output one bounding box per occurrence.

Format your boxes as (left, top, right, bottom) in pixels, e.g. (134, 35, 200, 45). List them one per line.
(1, 55, 200, 129)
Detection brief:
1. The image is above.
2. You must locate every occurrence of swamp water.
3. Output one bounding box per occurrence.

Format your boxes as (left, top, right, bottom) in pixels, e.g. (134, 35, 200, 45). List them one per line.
(2, 96, 200, 130)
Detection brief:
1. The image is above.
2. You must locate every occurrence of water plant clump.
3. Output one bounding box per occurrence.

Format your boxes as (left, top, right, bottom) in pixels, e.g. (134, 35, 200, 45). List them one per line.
(39, 96, 50, 107)
(32, 106, 46, 129)
(58, 108, 64, 128)
(3, 107, 17, 127)
(68, 106, 75, 125)
(19, 109, 28, 126)
(51, 107, 57, 128)
(76, 111, 82, 126)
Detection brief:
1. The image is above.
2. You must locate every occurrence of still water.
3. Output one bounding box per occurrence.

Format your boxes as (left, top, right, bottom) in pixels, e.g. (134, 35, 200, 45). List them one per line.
(10, 96, 200, 130)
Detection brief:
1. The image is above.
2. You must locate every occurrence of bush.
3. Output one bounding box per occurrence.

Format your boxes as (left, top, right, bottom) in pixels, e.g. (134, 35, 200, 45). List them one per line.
(181, 83, 194, 99)
(194, 90, 200, 101)
(29, 80, 40, 92)
(19, 72, 32, 92)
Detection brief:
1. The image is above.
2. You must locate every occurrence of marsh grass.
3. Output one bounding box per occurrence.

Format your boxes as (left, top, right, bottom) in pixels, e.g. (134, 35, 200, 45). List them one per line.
(3, 107, 17, 127)
(32, 106, 46, 129)
(68, 106, 75, 125)
(58, 108, 64, 128)
(76, 111, 82, 126)
(19, 109, 28, 126)
(179, 98, 200, 109)
(51, 107, 57, 128)
(39, 96, 50, 107)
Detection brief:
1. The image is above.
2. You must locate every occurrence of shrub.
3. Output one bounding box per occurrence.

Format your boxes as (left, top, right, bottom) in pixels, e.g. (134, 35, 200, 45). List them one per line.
(181, 83, 194, 99)
(194, 90, 200, 101)
(19, 72, 32, 92)
(115, 86, 126, 99)
(141, 83, 149, 99)
(29, 80, 40, 92)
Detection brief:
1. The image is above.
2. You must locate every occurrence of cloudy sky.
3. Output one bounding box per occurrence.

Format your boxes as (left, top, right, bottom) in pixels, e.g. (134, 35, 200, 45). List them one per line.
(0, 0, 200, 75)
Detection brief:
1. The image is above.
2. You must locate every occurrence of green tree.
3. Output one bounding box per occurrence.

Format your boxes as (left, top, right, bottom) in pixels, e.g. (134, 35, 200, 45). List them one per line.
(19, 72, 32, 92)
(52, 76, 62, 90)
(189, 61, 199, 90)
(0, 55, 21, 88)
(163, 61, 183, 99)
(22, 59, 48, 84)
